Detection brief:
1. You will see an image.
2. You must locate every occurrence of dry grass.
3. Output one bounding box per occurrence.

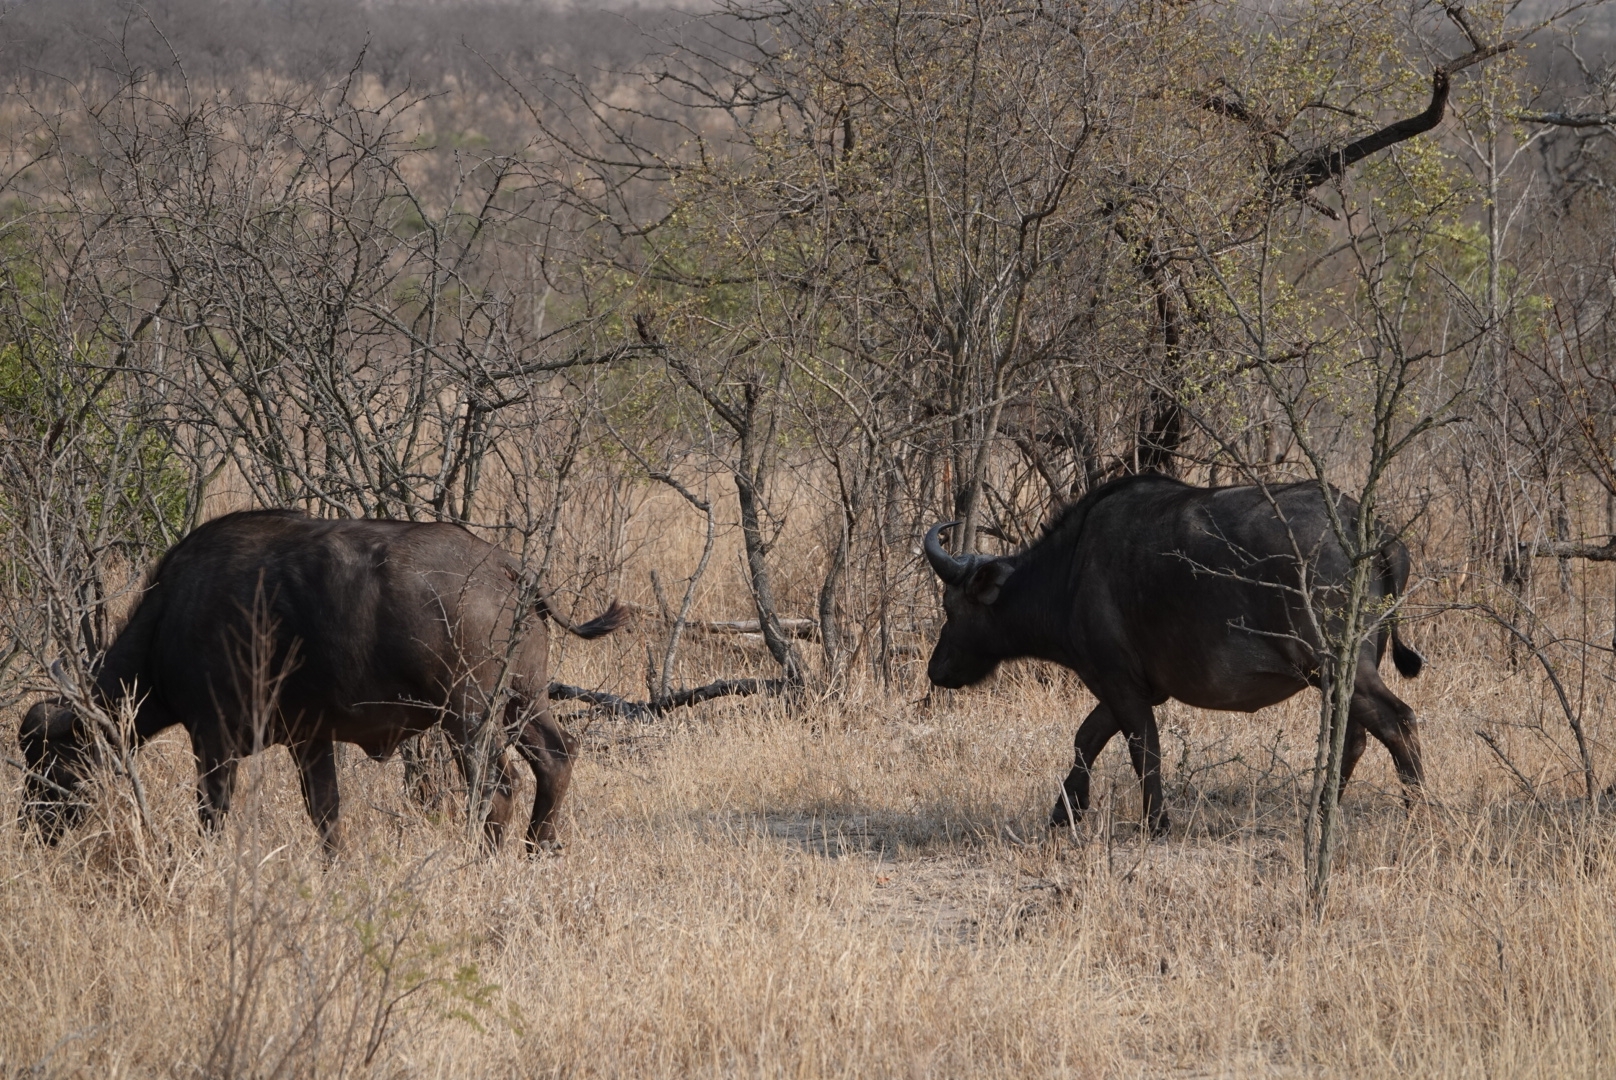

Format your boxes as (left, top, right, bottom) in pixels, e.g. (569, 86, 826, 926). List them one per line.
(4, 614, 1616, 1078)
(4, 483, 1615, 1077)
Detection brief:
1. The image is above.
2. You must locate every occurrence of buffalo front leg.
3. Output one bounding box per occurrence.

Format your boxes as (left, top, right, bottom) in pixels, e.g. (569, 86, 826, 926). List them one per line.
(514, 708, 576, 854)
(292, 737, 343, 853)
(192, 733, 239, 834)
(1051, 702, 1120, 828)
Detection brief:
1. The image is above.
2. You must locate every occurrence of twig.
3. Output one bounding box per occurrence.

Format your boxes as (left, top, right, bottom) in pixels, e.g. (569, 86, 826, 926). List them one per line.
(1527, 537, 1616, 562)
(3, 755, 79, 799)
(1474, 730, 1539, 800)
(1458, 603, 1597, 801)
(1515, 111, 1616, 130)
(50, 661, 161, 841)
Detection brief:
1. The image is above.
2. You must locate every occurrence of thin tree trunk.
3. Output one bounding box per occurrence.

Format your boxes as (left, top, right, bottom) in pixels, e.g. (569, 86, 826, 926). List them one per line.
(818, 449, 865, 683)
(1304, 524, 1373, 911)
(1137, 252, 1185, 476)
(735, 380, 804, 685)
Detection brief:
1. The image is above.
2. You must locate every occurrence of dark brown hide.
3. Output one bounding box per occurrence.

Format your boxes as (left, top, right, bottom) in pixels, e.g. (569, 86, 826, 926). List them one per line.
(17, 510, 625, 852)
(924, 475, 1424, 836)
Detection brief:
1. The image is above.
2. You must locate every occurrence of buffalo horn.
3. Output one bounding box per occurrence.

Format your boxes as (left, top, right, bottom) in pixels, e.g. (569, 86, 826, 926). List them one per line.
(923, 521, 970, 585)
(49, 658, 77, 695)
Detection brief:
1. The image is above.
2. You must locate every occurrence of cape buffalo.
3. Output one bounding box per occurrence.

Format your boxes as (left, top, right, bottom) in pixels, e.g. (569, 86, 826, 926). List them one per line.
(18, 509, 626, 852)
(923, 474, 1424, 836)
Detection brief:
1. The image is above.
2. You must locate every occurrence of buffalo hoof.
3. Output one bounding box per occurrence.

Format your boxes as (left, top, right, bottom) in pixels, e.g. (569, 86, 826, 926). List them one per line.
(1049, 797, 1084, 830)
(526, 838, 566, 858)
(1147, 815, 1171, 839)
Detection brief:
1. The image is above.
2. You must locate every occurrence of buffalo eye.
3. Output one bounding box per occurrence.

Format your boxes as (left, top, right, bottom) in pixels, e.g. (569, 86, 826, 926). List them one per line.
(965, 561, 1014, 605)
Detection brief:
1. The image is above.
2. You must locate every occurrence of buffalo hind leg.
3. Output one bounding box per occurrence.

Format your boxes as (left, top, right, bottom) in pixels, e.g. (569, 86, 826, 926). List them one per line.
(1084, 693, 1169, 838)
(292, 737, 343, 853)
(483, 750, 518, 850)
(1346, 664, 1424, 800)
(514, 708, 576, 854)
(1114, 700, 1169, 838)
(1051, 703, 1120, 828)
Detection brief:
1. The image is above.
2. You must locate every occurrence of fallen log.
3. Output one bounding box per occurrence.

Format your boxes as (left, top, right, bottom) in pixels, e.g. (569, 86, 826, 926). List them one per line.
(698, 617, 818, 639)
(548, 678, 786, 722)
(617, 602, 819, 640)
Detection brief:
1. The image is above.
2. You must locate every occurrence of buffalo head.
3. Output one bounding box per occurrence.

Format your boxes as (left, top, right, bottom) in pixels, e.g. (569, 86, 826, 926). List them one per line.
(17, 700, 96, 842)
(923, 521, 1017, 689)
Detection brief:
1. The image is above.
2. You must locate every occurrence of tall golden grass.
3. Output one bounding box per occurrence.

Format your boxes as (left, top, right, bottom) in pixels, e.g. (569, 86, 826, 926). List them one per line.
(4, 492, 1615, 1079)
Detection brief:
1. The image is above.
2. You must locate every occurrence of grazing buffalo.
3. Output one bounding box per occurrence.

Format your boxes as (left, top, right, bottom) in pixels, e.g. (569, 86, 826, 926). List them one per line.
(923, 474, 1424, 836)
(19, 509, 626, 852)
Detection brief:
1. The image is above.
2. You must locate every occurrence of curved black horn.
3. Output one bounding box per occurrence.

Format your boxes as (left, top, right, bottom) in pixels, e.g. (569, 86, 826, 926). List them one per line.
(923, 521, 970, 585)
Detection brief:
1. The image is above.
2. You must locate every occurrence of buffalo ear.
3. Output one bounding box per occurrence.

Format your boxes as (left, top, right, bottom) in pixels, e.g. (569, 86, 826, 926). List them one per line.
(965, 560, 1014, 605)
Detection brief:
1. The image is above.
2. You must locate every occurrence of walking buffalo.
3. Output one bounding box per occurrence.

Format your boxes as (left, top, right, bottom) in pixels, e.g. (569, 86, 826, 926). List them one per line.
(923, 474, 1424, 835)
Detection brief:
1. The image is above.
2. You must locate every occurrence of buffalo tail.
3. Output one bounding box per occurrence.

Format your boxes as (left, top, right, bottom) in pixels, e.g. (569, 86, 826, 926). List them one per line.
(1378, 538, 1425, 679)
(541, 599, 632, 640)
